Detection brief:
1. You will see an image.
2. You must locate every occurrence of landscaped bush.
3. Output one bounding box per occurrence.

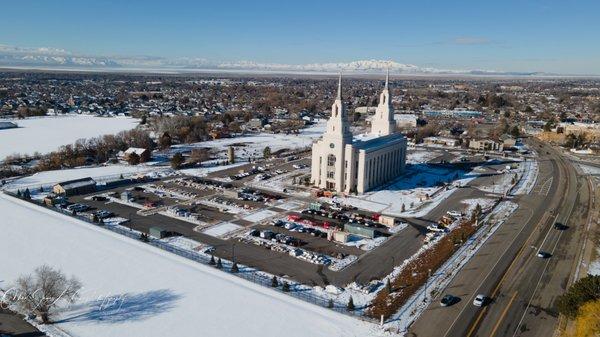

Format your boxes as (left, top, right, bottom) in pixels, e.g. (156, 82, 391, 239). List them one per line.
(368, 220, 477, 319)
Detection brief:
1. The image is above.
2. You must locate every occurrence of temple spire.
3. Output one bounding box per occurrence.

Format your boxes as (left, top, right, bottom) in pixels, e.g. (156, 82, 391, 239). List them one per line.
(336, 72, 342, 100)
(385, 67, 389, 90)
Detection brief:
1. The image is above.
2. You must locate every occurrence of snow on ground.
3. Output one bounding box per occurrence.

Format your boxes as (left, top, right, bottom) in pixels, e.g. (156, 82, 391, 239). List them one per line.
(339, 164, 476, 217)
(0, 193, 375, 337)
(475, 170, 513, 195)
(589, 250, 600, 276)
(160, 236, 208, 252)
(460, 198, 498, 214)
(406, 150, 442, 164)
(6, 165, 161, 190)
(243, 209, 279, 223)
(579, 164, 600, 175)
(274, 199, 305, 211)
(202, 222, 243, 238)
(174, 120, 326, 160)
(0, 115, 139, 160)
(512, 158, 538, 195)
(179, 162, 247, 177)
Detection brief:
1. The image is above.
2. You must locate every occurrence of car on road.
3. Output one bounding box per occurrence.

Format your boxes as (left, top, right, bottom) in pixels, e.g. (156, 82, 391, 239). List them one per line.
(440, 294, 459, 307)
(473, 294, 487, 307)
(554, 222, 567, 230)
(537, 251, 551, 259)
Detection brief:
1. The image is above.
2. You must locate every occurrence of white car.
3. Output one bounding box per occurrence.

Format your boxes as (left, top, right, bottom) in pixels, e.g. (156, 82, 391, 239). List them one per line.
(473, 294, 487, 307)
(447, 211, 462, 218)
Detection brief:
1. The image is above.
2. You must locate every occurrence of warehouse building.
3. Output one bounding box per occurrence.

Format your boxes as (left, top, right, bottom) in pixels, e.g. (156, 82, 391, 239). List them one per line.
(52, 177, 97, 196)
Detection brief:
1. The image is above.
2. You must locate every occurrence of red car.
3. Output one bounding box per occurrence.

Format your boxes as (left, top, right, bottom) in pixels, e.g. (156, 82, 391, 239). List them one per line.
(287, 214, 301, 222)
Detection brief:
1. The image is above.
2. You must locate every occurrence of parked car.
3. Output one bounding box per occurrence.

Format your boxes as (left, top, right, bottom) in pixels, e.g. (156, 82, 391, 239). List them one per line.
(447, 210, 462, 218)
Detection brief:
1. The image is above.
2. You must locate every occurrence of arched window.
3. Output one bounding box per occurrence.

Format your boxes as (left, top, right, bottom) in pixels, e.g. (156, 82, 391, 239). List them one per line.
(327, 154, 336, 167)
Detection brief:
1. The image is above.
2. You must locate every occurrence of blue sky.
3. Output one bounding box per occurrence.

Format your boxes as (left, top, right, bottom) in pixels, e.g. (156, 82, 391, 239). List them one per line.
(1, 0, 600, 74)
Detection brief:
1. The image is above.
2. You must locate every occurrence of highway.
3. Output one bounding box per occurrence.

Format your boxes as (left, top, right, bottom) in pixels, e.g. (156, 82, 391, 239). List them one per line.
(409, 140, 591, 337)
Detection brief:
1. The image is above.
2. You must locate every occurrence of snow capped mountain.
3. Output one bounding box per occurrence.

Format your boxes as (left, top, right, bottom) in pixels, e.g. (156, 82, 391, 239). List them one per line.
(217, 60, 426, 73)
(0, 43, 543, 75)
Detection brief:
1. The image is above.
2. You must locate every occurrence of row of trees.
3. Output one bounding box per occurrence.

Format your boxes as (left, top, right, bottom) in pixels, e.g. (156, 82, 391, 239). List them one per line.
(36, 128, 154, 171)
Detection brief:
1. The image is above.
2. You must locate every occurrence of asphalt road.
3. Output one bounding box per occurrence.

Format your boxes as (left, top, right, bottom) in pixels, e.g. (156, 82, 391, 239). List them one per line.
(0, 308, 44, 336)
(409, 140, 588, 337)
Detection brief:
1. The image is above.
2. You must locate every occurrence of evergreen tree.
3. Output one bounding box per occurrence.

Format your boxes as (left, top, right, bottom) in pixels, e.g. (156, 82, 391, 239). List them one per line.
(327, 299, 334, 309)
(231, 262, 239, 273)
(556, 275, 600, 318)
(39, 186, 44, 193)
(216, 257, 223, 269)
(263, 146, 272, 159)
(209, 255, 216, 265)
(23, 188, 31, 200)
(386, 279, 393, 294)
(16, 189, 22, 198)
(401, 203, 406, 212)
(282, 281, 290, 292)
(271, 276, 279, 287)
(347, 296, 355, 311)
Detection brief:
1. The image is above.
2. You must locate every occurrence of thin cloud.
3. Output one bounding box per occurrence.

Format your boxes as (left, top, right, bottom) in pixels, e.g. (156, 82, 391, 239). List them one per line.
(452, 37, 491, 45)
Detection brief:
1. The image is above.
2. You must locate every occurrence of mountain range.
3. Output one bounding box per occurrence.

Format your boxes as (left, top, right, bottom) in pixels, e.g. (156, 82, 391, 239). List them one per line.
(0, 44, 544, 76)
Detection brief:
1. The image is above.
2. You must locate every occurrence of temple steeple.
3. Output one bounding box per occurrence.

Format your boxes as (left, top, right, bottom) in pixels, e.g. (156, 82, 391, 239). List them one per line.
(371, 69, 396, 136)
(323, 72, 352, 142)
(336, 72, 342, 101)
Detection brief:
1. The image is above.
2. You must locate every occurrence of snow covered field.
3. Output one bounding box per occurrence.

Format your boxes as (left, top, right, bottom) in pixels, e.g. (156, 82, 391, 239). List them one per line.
(0, 115, 139, 159)
(0, 193, 375, 337)
(6, 165, 160, 190)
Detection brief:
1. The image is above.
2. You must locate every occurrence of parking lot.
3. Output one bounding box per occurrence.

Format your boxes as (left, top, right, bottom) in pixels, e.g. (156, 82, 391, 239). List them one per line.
(37, 146, 525, 287)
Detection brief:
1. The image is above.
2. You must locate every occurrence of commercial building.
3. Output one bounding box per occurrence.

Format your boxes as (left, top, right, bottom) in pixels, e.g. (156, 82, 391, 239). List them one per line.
(468, 139, 503, 152)
(311, 73, 407, 194)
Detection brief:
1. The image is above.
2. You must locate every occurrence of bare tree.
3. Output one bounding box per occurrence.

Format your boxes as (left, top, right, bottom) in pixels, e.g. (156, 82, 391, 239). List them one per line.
(10, 265, 82, 324)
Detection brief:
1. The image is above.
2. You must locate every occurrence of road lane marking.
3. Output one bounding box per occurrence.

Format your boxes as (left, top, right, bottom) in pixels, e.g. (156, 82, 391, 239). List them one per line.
(511, 170, 578, 336)
(443, 208, 535, 337)
(489, 291, 518, 337)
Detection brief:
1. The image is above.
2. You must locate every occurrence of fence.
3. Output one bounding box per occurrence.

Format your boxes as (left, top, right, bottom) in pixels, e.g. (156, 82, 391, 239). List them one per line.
(3, 191, 374, 323)
(1, 169, 172, 194)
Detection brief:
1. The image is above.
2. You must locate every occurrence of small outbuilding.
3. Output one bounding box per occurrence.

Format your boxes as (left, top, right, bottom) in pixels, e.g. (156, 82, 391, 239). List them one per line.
(378, 215, 396, 228)
(53, 177, 97, 196)
(344, 223, 378, 238)
(149, 226, 167, 239)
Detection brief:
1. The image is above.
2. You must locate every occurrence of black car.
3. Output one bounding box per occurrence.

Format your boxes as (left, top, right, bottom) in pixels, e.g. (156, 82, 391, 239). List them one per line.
(440, 294, 459, 307)
(554, 222, 567, 230)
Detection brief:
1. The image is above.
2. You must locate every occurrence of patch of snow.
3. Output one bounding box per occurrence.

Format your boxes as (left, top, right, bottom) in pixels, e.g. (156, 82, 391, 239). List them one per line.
(0, 115, 138, 160)
(0, 193, 375, 337)
(202, 222, 243, 238)
(243, 209, 279, 223)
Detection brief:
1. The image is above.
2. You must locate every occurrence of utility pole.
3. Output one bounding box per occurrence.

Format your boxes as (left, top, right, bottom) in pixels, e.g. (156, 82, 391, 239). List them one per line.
(232, 243, 236, 263)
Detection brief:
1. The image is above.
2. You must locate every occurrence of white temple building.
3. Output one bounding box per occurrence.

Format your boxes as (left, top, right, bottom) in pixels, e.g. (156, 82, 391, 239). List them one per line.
(311, 72, 407, 194)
